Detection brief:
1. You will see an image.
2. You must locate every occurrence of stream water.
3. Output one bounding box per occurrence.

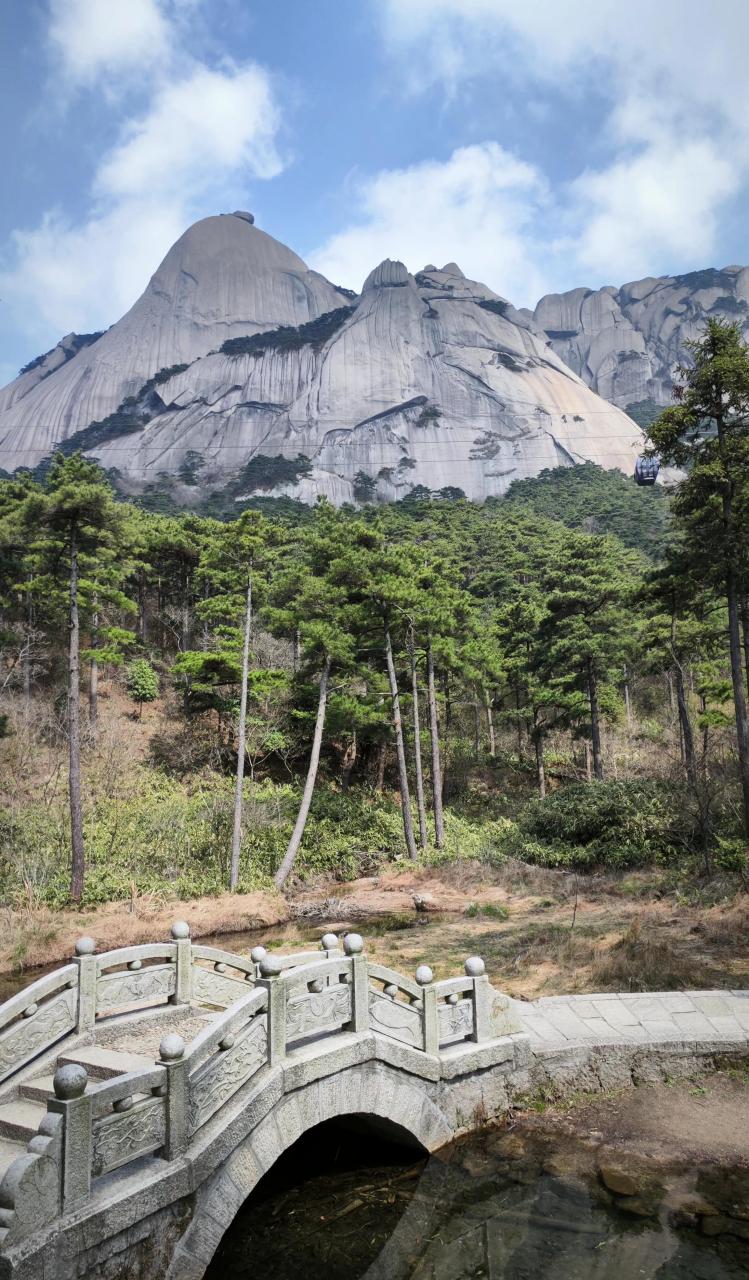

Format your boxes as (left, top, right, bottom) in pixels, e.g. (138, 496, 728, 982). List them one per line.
(0, 911, 433, 1003)
(206, 1117, 749, 1280)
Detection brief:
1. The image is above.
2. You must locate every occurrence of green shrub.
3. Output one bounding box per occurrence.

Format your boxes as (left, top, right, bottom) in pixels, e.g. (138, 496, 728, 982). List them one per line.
(509, 780, 683, 869)
(0, 777, 503, 906)
(219, 307, 354, 358)
(126, 659, 159, 715)
(464, 902, 509, 920)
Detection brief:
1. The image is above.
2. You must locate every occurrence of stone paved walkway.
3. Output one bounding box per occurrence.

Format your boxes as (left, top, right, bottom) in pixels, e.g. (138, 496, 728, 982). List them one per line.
(516, 989, 749, 1051)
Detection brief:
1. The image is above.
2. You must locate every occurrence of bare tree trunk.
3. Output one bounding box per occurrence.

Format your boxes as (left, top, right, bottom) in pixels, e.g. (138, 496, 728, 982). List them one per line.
(408, 632, 428, 849)
(88, 599, 99, 730)
(426, 642, 444, 849)
(385, 626, 418, 860)
(68, 527, 85, 903)
(713, 409, 749, 835)
(533, 709, 546, 798)
(514, 683, 524, 761)
(441, 673, 451, 804)
(137, 572, 147, 644)
(201, 580, 211, 652)
(623, 664, 632, 732)
(584, 740, 592, 782)
(700, 692, 710, 764)
(484, 688, 496, 759)
(726, 566, 749, 836)
(587, 661, 604, 781)
(674, 655, 708, 867)
(22, 639, 30, 709)
(741, 594, 749, 700)
(293, 628, 301, 673)
(230, 575, 252, 891)
(181, 569, 192, 653)
(473, 694, 481, 760)
(22, 587, 32, 714)
(666, 670, 676, 721)
(275, 655, 332, 889)
(673, 660, 697, 790)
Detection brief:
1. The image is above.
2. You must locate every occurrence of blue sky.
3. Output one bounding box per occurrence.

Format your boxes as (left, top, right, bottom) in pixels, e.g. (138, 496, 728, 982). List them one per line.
(1, 0, 747, 384)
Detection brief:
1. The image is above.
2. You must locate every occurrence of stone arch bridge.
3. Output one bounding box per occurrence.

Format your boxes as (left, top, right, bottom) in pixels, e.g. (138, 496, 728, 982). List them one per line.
(0, 924, 744, 1279)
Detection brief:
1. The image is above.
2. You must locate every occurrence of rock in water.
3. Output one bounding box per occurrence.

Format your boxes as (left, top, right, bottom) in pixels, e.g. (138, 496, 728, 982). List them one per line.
(0, 216, 643, 504)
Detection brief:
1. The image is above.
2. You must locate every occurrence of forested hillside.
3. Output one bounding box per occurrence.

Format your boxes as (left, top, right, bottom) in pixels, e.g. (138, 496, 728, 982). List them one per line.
(1, 321, 748, 921)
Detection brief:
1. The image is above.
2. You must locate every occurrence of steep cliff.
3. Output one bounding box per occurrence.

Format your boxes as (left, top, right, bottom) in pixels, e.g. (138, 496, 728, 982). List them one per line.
(0, 215, 643, 504)
(528, 267, 749, 422)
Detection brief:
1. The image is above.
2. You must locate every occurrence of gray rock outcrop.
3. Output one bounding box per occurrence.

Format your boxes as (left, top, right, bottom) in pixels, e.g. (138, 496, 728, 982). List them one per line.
(0, 216, 643, 504)
(528, 267, 749, 419)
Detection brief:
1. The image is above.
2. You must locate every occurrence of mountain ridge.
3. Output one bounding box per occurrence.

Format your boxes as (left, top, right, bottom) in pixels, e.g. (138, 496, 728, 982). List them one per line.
(0, 213, 645, 505)
(526, 265, 749, 419)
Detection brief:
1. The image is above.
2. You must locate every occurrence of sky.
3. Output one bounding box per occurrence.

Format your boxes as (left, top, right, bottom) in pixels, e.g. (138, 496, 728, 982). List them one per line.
(1, 0, 748, 385)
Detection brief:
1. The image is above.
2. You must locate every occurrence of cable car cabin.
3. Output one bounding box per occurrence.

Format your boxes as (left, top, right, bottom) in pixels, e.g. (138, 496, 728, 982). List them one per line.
(634, 456, 660, 486)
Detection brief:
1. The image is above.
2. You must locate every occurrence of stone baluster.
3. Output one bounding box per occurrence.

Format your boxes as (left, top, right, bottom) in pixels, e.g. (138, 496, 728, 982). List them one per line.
(49, 1064, 91, 1209)
(170, 921, 192, 1005)
(465, 956, 490, 1042)
(321, 932, 339, 959)
(415, 965, 438, 1055)
(73, 937, 97, 1035)
(320, 932, 338, 988)
(159, 1034, 188, 1158)
(258, 964, 287, 1066)
(342, 934, 369, 1033)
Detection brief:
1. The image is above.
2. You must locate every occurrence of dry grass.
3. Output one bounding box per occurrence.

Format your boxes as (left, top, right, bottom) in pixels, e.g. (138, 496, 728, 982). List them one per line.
(0, 890, 289, 977)
(692, 899, 749, 948)
(590, 916, 712, 992)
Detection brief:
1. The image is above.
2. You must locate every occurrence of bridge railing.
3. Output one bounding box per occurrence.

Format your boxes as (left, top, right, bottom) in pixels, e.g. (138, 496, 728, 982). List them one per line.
(367, 955, 494, 1053)
(0, 928, 520, 1239)
(0, 924, 348, 1090)
(181, 986, 268, 1142)
(0, 964, 79, 1086)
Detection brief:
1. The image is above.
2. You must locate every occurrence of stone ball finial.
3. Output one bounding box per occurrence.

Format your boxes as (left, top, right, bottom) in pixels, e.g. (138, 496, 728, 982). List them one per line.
(320, 933, 338, 951)
(250, 946, 267, 964)
(53, 1063, 88, 1100)
(74, 936, 96, 957)
(415, 964, 433, 986)
(342, 933, 363, 956)
(170, 921, 190, 940)
(464, 956, 486, 977)
(159, 1033, 185, 1062)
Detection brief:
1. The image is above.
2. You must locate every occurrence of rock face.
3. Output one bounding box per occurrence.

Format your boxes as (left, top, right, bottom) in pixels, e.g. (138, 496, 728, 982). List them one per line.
(0, 214, 348, 470)
(0, 215, 642, 504)
(528, 267, 749, 420)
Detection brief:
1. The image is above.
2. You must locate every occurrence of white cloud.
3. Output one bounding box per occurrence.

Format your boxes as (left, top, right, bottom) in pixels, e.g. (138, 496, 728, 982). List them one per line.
(381, 0, 749, 124)
(4, 201, 187, 337)
(97, 64, 282, 199)
(310, 143, 549, 303)
(568, 140, 738, 282)
(1, 9, 285, 352)
(48, 0, 171, 85)
(378, 0, 749, 293)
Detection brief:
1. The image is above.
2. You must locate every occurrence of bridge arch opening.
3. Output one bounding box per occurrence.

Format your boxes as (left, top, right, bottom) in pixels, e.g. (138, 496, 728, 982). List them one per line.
(204, 1115, 428, 1280)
